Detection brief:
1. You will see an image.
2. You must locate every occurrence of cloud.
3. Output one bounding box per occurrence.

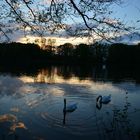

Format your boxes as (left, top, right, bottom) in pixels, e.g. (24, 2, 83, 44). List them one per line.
(0, 21, 96, 45)
(0, 75, 23, 95)
(1, 21, 140, 45)
(65, 22, 98, 37)
(103, 18, 120, 24)
(113, 32, 140, 44)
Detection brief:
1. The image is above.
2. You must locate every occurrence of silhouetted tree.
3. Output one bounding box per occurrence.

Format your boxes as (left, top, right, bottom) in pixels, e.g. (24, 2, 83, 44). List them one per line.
(57, 43, 74, 57)
(0, 42, 42, 65)
(107, 43, 140, 64)
(93, 42, 109, 63)
(74, 44, 94, 61)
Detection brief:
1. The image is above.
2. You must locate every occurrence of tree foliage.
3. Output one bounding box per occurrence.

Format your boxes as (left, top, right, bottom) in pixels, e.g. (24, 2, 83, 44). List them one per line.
(57, 43, 74, 56)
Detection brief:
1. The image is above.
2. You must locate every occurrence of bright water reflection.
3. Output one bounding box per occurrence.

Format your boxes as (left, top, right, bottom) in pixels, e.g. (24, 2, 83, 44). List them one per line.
(0, 66, 140, 140)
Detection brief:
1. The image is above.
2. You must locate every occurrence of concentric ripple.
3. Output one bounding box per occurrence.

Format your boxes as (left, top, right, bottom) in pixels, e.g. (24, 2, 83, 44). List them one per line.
(36, 96, 100, 136)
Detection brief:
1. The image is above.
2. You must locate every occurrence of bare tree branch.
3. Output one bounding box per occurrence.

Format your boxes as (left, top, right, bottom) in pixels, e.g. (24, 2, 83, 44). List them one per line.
(69, 0, 92, 30)
(0, 0, 130, 42)
(0, 27, 10, 42)
(4, 0, 42, 36)
(22, 0, 36, 21)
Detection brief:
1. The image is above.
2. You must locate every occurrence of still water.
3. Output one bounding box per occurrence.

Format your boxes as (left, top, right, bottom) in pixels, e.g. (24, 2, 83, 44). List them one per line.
(0, 65, 140, 140)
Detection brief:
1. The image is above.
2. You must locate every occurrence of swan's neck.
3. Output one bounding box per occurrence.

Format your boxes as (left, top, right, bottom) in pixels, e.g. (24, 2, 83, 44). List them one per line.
(97, 95, 102, 103)
(63, 99, 66, 111)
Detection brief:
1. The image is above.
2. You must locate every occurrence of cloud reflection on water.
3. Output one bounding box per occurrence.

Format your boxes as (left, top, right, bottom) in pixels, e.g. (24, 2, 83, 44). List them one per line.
(0, 73, 140, 140)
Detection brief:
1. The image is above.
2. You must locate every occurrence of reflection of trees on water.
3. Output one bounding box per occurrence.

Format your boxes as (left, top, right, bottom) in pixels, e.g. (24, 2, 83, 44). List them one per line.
(57, 66, 73, 79)
(33, 65, 97, 83)
(1, 65, 140, 83)
(34, 70, 46, 83)
(31, 64, 140, 84)
(16, 64, 140, 84)
(34, 67, 56, 83)
(107, 65, 140, 83)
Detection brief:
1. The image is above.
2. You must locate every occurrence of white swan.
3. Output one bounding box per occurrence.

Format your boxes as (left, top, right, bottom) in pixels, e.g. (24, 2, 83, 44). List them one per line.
(96, 94, 111, 104)
(63, 98, 77, 112)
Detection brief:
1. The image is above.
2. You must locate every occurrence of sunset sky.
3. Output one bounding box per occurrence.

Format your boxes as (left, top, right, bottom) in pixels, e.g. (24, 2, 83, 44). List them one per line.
(0, 0, 140, 45)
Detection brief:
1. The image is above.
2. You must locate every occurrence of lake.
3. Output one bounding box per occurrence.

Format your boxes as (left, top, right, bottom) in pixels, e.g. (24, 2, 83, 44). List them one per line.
(0, 65, 140, 140)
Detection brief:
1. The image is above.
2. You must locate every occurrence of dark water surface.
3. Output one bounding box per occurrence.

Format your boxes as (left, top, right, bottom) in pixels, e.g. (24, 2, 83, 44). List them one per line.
(0, 65, 140, 140)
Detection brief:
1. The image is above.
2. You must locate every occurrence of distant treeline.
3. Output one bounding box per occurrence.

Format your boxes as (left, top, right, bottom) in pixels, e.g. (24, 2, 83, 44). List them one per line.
(0, 42, 140, 66)
(108, 43, 140, 64)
